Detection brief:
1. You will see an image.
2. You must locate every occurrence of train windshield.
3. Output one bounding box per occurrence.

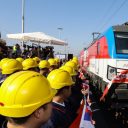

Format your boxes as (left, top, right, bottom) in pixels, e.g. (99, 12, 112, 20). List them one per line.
(115, 32, 128, 54)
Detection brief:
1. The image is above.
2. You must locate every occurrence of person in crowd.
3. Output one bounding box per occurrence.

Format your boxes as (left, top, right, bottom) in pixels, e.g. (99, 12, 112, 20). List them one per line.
(22, 44, 30, 58)
(46, 47, 54, 59)
(29, 47, 38, 58)
(65, 60, 78, 72)
(48, 58, 57, 72)
(0, 58, 9, 82)
(59, 65, 79, 114)
(16, 57, 24, 63)
(54, 58, 60, 68)
(33, 57, 40, 64)
(0, 59, 23, 85)
(12, 44, 22, 58)
(0, 47, 3, 60)
(47, 69, 75, 128)
(0, 58, 23, 127)
(65, 60, 83, 112)
(0, 71, 56, 128)
(22, 58, 38, 72)
(7, 46, 13, 58)
(0, 39, 8, 59)
(39, 60, 50, 77)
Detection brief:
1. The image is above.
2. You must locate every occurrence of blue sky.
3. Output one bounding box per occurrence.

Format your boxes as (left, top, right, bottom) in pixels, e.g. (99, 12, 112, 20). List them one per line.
(0, 0, 128, 55)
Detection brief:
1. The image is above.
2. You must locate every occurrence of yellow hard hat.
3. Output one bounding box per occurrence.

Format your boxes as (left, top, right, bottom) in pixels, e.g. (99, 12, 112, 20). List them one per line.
(47, 69, 74, 90)
(39, 60, 50, 69)
(0, 58, 9, 62)
(1, 59, 23, 74)
(22, 58, 38, 70)
(72, 59, 78, 65)
(60, 66, 77, 76)
(48, 58, 57, 66)
(16, 57, 24, 63)
(54, 58, 60, 63)
(73, 56, 78, 60)
(0, 71, 56, 117)
(0, 58, 9, 68)
(65, 61, 77, 70)
(33, 57, 40, 63)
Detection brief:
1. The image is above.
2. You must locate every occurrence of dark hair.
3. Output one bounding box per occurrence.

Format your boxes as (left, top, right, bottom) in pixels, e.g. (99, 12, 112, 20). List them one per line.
(7, 114, 32, 125)
(6, 103, 49, 125)
(28, 67, 39, 72)
(55, 86, 70, 96)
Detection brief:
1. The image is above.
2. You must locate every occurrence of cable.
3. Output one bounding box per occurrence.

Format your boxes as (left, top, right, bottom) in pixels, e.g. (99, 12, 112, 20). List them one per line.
(95, 0, 117, 31)
(98, 0, 127, 32)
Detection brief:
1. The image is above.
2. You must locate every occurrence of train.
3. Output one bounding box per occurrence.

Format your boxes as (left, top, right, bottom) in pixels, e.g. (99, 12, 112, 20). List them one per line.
(80, 23, 128, 109)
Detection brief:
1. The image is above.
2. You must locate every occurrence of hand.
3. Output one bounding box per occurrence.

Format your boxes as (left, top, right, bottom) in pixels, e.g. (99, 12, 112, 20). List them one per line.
(81, 88, 88, 95)
(100, 96, 105, 102)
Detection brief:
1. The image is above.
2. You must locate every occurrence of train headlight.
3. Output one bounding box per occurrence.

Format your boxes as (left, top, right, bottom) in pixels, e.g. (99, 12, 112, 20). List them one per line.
(110, 68, 115, 73)
(107, 65, 117, 80)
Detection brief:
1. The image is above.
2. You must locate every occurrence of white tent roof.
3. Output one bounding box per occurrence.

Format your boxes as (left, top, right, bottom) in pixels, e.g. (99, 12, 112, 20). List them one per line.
(7, 32, 68, 46)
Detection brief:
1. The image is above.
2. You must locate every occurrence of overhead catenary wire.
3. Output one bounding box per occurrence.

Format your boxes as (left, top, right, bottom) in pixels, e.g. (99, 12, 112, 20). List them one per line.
(98, 0, 127, 32)
(95, 0, 117, 31)
(89, 0, 127, 46)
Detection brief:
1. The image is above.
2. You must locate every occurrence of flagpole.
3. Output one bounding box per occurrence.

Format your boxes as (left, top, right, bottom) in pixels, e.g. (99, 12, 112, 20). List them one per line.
(83, 93, 86, 105)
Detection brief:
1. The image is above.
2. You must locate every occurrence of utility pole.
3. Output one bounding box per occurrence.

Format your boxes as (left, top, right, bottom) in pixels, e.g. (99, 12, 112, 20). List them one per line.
(57, 28, 63, 54)
(57, 27, 63, 39)
(22, 0, 25, 33)
(22, 0, 25, 50)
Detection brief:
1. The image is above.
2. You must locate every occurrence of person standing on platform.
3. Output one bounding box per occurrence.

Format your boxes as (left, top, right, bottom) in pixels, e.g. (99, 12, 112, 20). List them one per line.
(39, 60, 50, 77)
(47, 69, 74, 128)
(22, 58, 38, 72)
(0, 71, 56, 128)
(48, 58, 57, 72)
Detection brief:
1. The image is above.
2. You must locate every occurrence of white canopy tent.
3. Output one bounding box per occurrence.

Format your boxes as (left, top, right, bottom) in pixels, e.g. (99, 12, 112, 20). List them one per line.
(7, 32, 68, 46)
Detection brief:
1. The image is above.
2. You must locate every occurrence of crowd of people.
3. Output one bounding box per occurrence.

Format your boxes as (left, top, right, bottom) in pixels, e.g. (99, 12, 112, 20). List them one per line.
(0, 43, 91, 128)
(0, 39, 55, 60)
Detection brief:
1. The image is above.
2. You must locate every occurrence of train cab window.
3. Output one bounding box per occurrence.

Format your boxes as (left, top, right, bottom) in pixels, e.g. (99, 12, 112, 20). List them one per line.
(115, 32, 128, 54)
